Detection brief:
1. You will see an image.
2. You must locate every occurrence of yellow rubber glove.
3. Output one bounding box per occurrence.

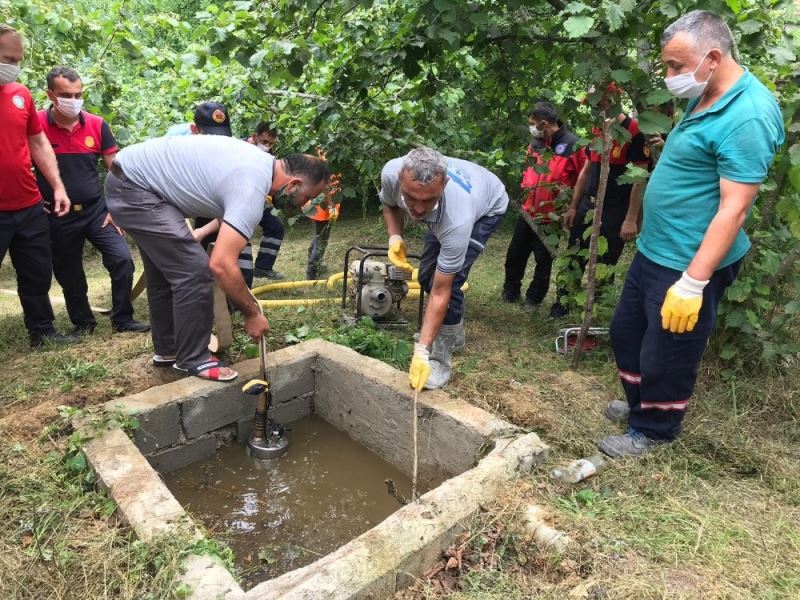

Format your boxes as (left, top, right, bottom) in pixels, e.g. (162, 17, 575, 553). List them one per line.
(409, 343, 431, 391)
(660, 272, 708, 333)
(388, 234, 413, 271)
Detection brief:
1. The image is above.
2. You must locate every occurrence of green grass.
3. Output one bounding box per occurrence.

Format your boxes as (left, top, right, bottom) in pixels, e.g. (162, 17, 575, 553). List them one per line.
(1, 215, 798, 598)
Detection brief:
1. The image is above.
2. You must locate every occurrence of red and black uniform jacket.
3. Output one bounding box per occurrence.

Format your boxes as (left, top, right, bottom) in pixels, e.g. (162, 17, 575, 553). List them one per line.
(584, 116, 650, 205)
(521, 124, 585, 223)
(35, 107, 117, 209)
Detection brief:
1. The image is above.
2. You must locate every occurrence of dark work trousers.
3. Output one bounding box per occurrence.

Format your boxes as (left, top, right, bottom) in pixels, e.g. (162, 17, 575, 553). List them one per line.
(0, 202, 57, 337)
(306, 219, 331, 280)
(418, 213, 504, 325)
(555, 194, 628, 307)
(502, 215, 554, 304)
(49, 198, 135, 328)
(610, 253, 741, 441)
(194, 217, 254, 289)
(105, 172, 212, 370)
(254, 207, 284, 271)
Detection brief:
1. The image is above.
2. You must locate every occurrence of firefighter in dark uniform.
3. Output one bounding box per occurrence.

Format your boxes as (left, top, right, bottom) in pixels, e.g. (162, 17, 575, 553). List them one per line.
(36, 67, 148, 334)
(502, 101, 585, 310)
(551, 83, 650, 318)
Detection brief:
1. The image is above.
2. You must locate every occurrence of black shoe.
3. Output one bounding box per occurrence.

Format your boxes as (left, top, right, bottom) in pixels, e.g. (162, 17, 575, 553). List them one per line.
(112, 319, 151, 333)
(522, 299, 540, 312)
(254, 268, 286, 280)
(501, 290, 520, 303)
(549, 303, 568, 319)
(71, 323, 96, 336)
(30, 331, 80, 349)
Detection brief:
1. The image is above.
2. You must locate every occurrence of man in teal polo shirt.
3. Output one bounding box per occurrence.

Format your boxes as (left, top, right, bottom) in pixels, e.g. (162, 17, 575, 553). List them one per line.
(598, 10, 784, 457)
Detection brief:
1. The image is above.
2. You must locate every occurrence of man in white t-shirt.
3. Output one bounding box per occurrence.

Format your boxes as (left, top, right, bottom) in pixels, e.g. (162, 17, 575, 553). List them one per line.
(105, 134, 329, 381)
(380, 147, 508, 390)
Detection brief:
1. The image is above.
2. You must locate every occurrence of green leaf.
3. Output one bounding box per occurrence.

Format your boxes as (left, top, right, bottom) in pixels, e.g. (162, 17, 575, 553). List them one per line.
(610, 69, 632, 83)
(249, 49, 268, 67)
(564, 1, 591, 13)
(616, 164, 650, 185)
(604, 2, 627, 32)
(65, 453, 87, 474)
(738, 20, 762, 35)
(564, 15, 595, 38)
(637, 110, 674, 134)
(769, 44, 795, 66)
(788, 143, 800, 167)
(726, 0, 742, 14)
(789, 165, 800, 194)
(645, 89, 674, 106)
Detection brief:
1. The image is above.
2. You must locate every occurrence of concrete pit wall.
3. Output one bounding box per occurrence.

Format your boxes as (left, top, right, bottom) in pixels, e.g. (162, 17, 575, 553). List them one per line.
(82, 339, 550, 600)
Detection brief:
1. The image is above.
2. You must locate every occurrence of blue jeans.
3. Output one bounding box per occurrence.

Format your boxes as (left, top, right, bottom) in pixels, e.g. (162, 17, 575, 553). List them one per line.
(418, 213, 504, 325)
(610, 253, 741, 441)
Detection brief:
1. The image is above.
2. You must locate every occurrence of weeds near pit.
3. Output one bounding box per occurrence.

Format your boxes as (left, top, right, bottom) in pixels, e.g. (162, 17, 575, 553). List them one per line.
(38, 355, 108, 392)
(284, 316, 412, 368)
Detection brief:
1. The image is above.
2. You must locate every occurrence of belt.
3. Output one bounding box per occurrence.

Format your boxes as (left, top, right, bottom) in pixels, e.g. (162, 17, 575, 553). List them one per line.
(71, 200, 97, 213)
(46, 198, 98, 213)
(110, 161, 128, 182)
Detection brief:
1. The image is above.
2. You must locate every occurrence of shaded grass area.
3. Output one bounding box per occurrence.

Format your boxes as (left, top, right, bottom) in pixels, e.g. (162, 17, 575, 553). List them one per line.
(1, 215, 798, 598)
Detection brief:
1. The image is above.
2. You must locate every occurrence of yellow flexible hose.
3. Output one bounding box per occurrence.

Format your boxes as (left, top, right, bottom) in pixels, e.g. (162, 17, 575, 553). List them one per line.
(258, 297, 339, 308)
(251, 266, 466, 305)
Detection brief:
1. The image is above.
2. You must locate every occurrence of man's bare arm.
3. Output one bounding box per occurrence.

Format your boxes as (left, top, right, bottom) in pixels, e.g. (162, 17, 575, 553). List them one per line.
(28, 132, 70, 216)
(686, 178, 761, 280)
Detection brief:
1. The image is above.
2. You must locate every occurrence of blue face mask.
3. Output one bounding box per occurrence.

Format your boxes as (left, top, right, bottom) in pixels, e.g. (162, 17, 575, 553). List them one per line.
(664, 51, 712, 99)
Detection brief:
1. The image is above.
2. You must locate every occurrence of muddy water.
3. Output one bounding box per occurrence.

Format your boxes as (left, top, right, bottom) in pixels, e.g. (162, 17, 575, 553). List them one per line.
(163, 414, 413, 588)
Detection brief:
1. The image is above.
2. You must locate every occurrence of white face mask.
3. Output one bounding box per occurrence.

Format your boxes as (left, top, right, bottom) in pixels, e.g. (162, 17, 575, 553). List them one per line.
(55, 97, 84, 119)
(529, 124, 546, 139)
(664, 51, 712, 99)
(256, 143, 270, 152)
(0, 62, 20, 85)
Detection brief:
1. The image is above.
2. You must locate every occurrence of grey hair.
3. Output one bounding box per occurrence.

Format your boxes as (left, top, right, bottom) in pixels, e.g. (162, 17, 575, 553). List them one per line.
(661, 10, 734, 56)
(400, 147, 447, 185)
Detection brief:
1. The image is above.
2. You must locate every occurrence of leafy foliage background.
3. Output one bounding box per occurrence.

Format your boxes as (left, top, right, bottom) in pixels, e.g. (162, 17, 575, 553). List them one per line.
(3, 0, 799, 369)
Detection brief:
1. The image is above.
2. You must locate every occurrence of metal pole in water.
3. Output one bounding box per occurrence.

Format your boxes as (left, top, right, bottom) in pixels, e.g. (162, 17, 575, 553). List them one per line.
(244, 296, 288, 460)
(411, 388, 419, 502)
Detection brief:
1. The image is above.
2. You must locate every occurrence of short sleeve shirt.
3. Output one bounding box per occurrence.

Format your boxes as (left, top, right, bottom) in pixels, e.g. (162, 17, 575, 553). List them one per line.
(36, 108, 117, 205)
(379, 156, 509, 274)
(116, 135, 274, 240)
(637, 70, 785, 271)
(0, 83, 44, 211)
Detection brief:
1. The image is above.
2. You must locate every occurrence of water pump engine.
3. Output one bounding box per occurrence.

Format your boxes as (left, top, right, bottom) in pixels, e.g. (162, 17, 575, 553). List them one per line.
(348, 259, 412, 319)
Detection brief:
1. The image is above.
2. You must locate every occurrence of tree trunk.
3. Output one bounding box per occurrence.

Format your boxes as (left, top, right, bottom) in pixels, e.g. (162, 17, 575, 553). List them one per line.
(571, 117, 613, 370)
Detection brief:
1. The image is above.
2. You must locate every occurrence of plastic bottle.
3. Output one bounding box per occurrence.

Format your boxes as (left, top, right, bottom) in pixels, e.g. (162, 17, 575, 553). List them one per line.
(551, 454, 607, 483)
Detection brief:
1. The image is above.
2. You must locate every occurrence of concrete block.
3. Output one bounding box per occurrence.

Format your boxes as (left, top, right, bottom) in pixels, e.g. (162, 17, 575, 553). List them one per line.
(180, 391, 256, 440)
(147, 435, 218, 474)
(133, 402, 181, 454)
(179, 554, 245, 600)
(84, 428, 196, 540)
(312, 342, 519, 482)
(180, 353, 316, 440)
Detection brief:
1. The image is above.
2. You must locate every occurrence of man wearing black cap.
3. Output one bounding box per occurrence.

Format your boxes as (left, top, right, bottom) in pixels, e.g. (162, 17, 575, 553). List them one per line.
(104, 128, 330, 382)
(180, 102, 258, 289)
